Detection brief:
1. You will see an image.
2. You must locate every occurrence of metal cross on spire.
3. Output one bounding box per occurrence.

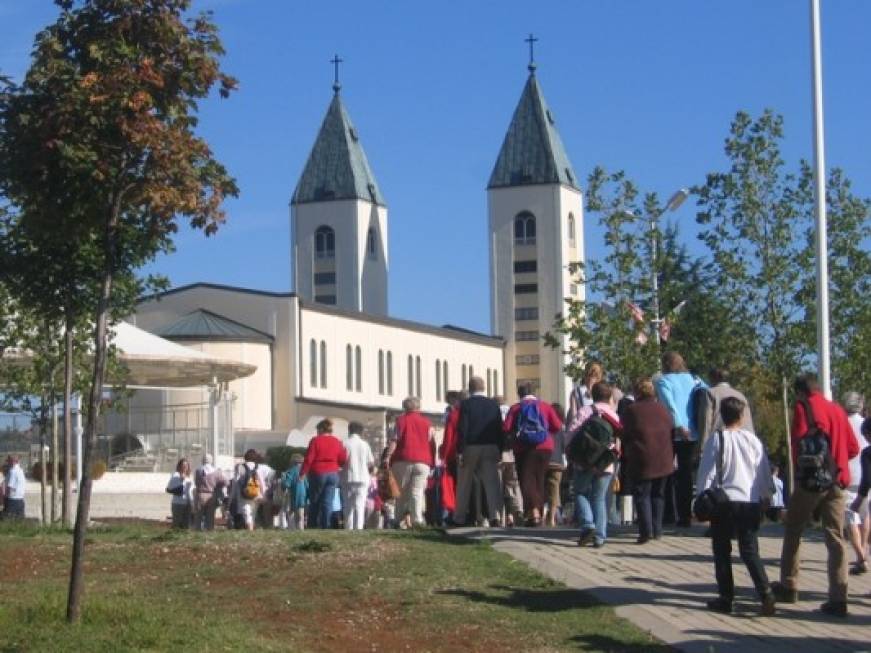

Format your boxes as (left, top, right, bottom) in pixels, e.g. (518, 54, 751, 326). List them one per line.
(525, 33, 538, 73)
(330, 54, 343, 93)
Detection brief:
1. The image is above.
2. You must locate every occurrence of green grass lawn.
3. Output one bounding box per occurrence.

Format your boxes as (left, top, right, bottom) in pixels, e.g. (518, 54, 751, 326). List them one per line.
(0, 521, 669, 652)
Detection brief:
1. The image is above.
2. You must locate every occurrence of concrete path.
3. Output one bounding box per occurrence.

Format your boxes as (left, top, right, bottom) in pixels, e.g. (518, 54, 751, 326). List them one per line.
(451, 524, 871, 653)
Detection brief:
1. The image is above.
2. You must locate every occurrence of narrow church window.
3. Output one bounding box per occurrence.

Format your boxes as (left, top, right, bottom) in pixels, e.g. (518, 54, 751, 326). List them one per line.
(387, 351, 394, 395)
(310, 339, 317, 388)
(320, 340, 327, 388)
(461, 364, 467, 389)
(367, 228, 377, 260)
(442, 361, 448, 396)
(514, 212, 536, 246)
(378, 350, 385, 395)
(469, 365, 475, 380)
(346, 345, 353, 391)
(494, 370, 499, 397)
(486, 369, 492, 396)
(355, 346, 362, 392)
(415, 356, 422, 399)
(408, 355, 414, 396)
(568, 213, 576, 244)
(315, 225, 335, 259)
(435, 359, 441, 402)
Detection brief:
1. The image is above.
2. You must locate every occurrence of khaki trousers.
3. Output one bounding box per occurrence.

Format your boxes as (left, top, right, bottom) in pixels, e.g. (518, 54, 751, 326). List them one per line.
(780, 485, 848, 602)
(392, 461, 430, 526)
(455, 444, 504, 525)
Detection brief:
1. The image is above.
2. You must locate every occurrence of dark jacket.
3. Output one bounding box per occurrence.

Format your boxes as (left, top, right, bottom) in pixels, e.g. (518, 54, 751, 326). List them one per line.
(621, 397, 674, 482)
(458, 394, 504, 452)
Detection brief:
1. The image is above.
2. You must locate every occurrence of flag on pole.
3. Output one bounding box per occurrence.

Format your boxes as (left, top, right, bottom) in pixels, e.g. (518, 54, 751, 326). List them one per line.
(627, 301, 645, 324)
(635, 330, 649, 345)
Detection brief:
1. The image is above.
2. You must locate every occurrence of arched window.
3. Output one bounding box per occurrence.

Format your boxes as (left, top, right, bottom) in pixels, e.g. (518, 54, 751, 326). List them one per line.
(469, 365, 475, 380)
(309, 339, 317, 388)
(442, 361, 448, 395)
(486, 369, 492, 396)
(568, 213, 576, 244)
(415, 356, 422, 398)
(315, 225, 335, 259)
(319, 340, 327, 388)
(435, 359, 442, 402)
(493, 370, 499, 397)
(367, 228, 377, 260)
(514, 212, 536, 245)
(346, 345, 353, 391)
(461, 364, 467, 390)
(386, 351, 393, 395)
(407, 355, 414, 396)
(378, 350, 385, 395)
(355, 346, 362, 392)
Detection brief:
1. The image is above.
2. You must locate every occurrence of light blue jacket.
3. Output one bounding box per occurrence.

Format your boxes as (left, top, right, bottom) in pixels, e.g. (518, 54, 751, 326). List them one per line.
(655, 372, 704, 441)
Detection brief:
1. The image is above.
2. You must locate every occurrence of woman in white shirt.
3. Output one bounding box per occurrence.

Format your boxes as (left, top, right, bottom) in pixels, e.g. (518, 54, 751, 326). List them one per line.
(696, 397, 775, 616)
(166, 458, 194, 529)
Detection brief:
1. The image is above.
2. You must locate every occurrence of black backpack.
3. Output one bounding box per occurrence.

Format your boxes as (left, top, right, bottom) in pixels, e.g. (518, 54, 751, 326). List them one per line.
(566, 410, 616, 473)
(795, 398, 838, 493)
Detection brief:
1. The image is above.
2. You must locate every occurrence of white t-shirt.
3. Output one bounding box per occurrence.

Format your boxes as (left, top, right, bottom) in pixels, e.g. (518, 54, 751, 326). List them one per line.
(166, 472, 193, 506)
(343, 434, 374, 485)
(5, 464, 26, 500)
(696, 428, 772, 503)
(848, 413, 869, 492)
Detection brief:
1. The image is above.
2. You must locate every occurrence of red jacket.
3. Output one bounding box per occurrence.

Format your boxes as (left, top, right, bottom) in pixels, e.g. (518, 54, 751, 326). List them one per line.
(438, 406, 460, 465)
(792, 392, 860, 488)
(301, 433, 348, 476)
(392, 411, 434, 466)
(503, 397, 563, 453)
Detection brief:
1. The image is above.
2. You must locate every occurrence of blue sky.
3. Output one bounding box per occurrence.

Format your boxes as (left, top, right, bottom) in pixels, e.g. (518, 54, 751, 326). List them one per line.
(2, 1, 869, 334)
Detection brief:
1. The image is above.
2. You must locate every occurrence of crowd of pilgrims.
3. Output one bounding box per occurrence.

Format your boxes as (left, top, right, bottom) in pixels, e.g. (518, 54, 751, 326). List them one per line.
(165, 351, 871, 617)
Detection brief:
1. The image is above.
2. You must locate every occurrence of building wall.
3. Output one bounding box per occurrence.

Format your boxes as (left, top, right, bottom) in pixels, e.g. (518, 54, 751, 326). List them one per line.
(298, 304, 504, 415)
(489, 183, 583, 407)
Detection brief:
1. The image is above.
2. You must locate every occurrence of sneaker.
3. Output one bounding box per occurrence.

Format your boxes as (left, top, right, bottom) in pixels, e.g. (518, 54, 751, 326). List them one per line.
(636, 535, 651, 545)
(760, 593, 776, 617)
(770, 581, 798, 604)
(706, 597, 733, 614)
(577, 528, 596, 547)
(819, 601, 848, 617)
(849, 560, 868, 576)
(593, 540, 604, 549)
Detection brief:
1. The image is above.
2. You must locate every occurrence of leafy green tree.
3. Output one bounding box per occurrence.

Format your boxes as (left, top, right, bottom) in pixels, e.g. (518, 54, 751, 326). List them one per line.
(0, 0, 237, 622)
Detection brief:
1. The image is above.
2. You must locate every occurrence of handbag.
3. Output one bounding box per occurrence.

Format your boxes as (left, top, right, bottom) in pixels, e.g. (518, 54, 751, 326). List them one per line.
(692, 430, 730, 522)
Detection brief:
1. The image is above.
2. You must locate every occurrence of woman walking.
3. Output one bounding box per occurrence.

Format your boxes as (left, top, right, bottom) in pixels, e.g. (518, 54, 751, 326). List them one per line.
(697, 397, 775, 615)
(166, 458, 194, 529)
(387, 397, 435, 528)
(622, 378, 674, 543)
(301, 419, 347, 529)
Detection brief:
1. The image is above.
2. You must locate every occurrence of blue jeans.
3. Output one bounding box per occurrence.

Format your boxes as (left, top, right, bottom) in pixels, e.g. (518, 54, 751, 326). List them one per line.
(574, 468, 613, 544)
(308, 471, 339, 529)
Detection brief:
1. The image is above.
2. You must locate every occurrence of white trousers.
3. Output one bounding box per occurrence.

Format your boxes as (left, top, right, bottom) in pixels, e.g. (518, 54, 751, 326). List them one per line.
(392, 461, 430, 525)
(343, 482, 368, 530)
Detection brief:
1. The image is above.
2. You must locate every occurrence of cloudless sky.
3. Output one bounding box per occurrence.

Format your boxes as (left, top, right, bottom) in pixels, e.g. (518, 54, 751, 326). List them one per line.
(1, 1, 869, 334)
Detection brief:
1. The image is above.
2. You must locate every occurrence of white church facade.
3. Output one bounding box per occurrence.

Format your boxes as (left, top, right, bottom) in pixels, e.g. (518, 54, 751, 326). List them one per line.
(119, 59, 584, 458)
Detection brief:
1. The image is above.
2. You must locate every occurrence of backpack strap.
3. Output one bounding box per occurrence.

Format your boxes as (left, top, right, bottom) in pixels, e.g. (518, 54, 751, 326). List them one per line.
(798, 397, 819, 435)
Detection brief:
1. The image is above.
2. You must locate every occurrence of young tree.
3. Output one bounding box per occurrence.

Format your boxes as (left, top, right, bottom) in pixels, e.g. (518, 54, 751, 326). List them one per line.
(0, 0, 237, 622)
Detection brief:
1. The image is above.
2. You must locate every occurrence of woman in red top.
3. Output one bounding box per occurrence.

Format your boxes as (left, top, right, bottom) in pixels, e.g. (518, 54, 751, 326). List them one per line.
(387, 397, 435, 528)
(503, 383, 563, 526)
(438, 391, 464, 518)
(301, 419, 348, 528)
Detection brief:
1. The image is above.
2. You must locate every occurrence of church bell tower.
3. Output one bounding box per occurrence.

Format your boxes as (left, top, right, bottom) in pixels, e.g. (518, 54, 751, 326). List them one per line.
(488, 39, 584, 406)
(291, 57, 388, 315)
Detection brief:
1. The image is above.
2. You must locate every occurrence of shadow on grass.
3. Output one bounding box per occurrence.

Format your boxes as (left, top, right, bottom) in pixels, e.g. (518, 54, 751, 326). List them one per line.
(436, 584, 601, 613)
(569, 634, 675, 652)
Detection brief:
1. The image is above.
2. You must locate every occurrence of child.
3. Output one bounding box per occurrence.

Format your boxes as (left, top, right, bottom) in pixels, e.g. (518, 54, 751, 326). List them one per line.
(281, 454, 308, 530)
(767, 463, 784, 523)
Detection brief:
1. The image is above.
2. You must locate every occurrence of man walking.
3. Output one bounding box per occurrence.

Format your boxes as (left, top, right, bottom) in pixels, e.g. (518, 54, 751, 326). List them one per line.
(454, 377, 505, 527)
(2, 455, 25, 519)
(342, 421, 375, 530)
(772, 373, 860, 616)
(699, 368, 755, 446)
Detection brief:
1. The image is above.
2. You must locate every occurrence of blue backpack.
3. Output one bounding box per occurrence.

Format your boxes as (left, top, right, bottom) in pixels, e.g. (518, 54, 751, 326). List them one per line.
(516, 400, 548, 446)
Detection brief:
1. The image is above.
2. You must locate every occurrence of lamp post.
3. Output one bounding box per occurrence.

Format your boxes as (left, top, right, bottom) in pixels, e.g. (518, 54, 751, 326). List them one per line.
(810, 0, 831, 398)
(637, 188, 689, 346)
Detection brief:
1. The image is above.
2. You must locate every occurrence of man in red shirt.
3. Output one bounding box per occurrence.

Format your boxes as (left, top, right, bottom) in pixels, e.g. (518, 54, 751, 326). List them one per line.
(773, 373, 860, 617)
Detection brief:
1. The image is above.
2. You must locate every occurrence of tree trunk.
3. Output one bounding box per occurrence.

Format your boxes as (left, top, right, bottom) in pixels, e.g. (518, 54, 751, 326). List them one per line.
(62, 314, 74, 528)
(66, 202, 118, 624)
(39, 400, 47, 526)
(51, 392, 59, 524)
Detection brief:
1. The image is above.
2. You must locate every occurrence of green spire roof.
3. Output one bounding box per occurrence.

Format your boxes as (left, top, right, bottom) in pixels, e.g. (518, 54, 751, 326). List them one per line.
(488, 73, 579, 190)
(157, 310, 273, 344)
(292, 92, 385, 206)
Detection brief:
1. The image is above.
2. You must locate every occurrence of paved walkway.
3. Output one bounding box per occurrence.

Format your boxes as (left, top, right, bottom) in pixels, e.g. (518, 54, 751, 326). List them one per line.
(451, 523, 871, 653)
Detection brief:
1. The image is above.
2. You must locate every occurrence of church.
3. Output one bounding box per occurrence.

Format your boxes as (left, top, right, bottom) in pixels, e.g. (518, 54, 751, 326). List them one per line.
(122, 55, 584, 459)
